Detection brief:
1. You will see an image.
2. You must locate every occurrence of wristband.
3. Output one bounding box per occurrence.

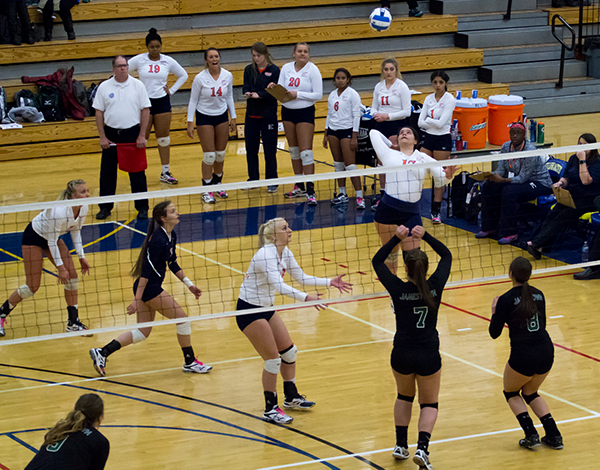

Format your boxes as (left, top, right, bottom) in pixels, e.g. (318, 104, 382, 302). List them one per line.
(182, 277, 194, 288)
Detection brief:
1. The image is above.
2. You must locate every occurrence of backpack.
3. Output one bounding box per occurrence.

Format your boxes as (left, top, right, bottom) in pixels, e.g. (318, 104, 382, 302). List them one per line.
(38, 85, 65, 121)
(72, 80, 91, 117)
(465, 180, 484, 223)
(0, 86, 9, 123)
(86, 82, 100, 115)
(355, 117, 378, 167)
(14, 89, 39, 109)
(450, 171, 475, 219)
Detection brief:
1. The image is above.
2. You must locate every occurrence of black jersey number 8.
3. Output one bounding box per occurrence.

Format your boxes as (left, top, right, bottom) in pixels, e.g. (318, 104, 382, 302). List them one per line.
(414, 307, 428, 328)
(527, 312, 540, 332)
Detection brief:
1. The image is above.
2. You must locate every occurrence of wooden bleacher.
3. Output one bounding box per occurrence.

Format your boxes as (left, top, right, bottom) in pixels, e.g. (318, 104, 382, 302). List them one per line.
(544, 6, 600, 25)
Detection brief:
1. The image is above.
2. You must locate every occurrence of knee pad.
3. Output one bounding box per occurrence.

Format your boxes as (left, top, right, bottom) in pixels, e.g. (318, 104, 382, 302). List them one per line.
(203, 152, 216, 165)
(334, 161, 345, 172)
(17, 284, 34, 300)
(397, 393, 415, 403)
(345, 164, 357, 172)
(289, 146, 300, 160)
(131, 329, 147, 344)
(264, 357, 281, 375)
(420, 402, 439, 410)
(300, 150, 314, 166)
(522, 392, 540, 404)
(386, 251, 399, 263)
(503, 390, 520, 402)
(176, 322, 192, 336)
(64, 277, 79, 291)
(215, 150, 226, 163)
(157, 136, 170, 147)
(279, 344, 297, 364)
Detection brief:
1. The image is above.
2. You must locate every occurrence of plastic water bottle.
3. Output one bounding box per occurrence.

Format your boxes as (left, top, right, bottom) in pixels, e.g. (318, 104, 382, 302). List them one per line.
(582, 241, 590, 262)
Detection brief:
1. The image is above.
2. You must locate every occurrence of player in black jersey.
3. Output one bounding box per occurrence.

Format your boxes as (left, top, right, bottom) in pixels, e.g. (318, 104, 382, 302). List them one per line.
(25, 393, 109, 470)
(89, 201, 212, 376)
(490, 256, 563, 450)
(372, 224, 452, 470)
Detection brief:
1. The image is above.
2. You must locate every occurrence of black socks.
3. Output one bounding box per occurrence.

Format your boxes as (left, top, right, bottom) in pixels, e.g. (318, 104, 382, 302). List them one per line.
(395, 425, 408, 448)
(0, 300, 15, 318)
(182, 346, 195, 365)
(417, 431, 431, 452)
(517, 412, 537, 437)
(67, 306, 78, 323)
(101, 340, 121, 358)
(264, 391, 278, 411)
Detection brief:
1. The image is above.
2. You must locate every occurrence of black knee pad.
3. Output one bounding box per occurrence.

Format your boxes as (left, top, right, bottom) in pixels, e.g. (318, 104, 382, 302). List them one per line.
(397, 393, 415, 403)
(420, 402, 438, 410)
(522, 392, 540, 404)
(503, 390, 520, 402)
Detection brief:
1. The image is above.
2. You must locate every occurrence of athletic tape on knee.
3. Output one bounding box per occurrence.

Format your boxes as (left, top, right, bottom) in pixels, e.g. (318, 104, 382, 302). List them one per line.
(419, 402, 439, 410)
(279, 344, 297, 364)
(203, 152, 216, 165)
(264, 357, 281, 374)
(345, 164, 357, 172)
(386, 251, 399, 263)
(64, 278, 79, 291)
(503, 390, 520, 402)
(157, 136, 170, 147)
(397, 393, 415, 403)
(522, 392, 540, 404)
(215, 150, 226, 163)
(300, 150, 314, 166)
(289, 146, 300, 160)
(17, 284, 34, 300)
(176, 322, 192, 335)
(334, 161, 346, 172)
(131, 329, 147, 344)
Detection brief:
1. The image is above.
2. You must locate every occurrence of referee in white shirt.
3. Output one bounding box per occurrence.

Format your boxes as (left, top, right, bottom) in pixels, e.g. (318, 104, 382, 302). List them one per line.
(93, 56, 151, 220)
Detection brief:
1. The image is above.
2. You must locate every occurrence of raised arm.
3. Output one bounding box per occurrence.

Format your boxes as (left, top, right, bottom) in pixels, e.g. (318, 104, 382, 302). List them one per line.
(422, 232, 452, 286)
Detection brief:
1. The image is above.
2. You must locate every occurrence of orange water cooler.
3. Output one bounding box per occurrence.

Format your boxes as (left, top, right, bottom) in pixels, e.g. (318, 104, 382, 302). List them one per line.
(452, 98, 488, 149)
(487, 95, 525, 145)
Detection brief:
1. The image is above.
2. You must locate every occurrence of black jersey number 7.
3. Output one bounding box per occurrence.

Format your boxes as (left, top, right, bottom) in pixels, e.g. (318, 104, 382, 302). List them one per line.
(414, 307, 428, 328)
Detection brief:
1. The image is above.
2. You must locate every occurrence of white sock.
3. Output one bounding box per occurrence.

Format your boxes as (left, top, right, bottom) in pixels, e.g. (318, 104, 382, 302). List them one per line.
(356, 190, 363, 198)
(203, 179, 212, 184)
(339, 186, 347, 195)
(162, 164, 169, 174)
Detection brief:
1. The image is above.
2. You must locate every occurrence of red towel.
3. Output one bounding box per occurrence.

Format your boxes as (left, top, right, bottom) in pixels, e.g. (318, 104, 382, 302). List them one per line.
(116, 144, 147, 173)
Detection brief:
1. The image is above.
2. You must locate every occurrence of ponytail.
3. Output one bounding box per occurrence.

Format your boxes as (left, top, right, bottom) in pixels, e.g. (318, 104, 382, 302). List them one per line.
(131, 201, 171, 278)
(509, 256, 537, 327)
(404, 249, 436, 310)
(58, 179, 86, 200)
(44, 394, 104, 446)
(257, 217, 285, 249)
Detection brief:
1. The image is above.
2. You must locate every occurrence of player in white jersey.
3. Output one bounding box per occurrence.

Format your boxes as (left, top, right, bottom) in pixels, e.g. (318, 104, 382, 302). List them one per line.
(236, 217, 352, 424)
(129, 28, 189, 185)
(269, 43, 323, 205)
(187, 47, 237, 204)
(418, 71, 456, 224)
(371, 58, 412, 211)
(322, 68, 364, 209)
(370, 128, 457, 274)
(0, 180, 91, 338)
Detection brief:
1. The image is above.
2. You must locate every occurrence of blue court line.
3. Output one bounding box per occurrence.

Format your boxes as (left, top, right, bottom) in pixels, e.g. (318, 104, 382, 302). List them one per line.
(0, 373, 340, 469)
(4, 433, 39, 453)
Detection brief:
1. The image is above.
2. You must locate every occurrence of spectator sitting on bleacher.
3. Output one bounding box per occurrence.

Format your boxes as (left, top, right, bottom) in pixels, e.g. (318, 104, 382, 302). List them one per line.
(527, 133, 600, 260)
(38, 0, 77, 41)
(380, 0, 423, 18)
(4, 0, 36, 45)
(573, 195, 600, 280)
(475, 122, 552, 245)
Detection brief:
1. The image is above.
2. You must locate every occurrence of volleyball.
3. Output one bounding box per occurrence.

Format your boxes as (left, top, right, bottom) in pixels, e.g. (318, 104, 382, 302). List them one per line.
(369, 8, 392, 32)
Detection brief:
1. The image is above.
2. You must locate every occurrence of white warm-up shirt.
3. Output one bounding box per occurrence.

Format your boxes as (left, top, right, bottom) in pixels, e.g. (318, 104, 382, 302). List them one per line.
(325, 86, 361, 132)
(187, 68, 236, 121)
(278, 62, 323, 109)
(418, 92, 456, 136)
(371, 79, 411, 121)
(128, 53, 189, 99)
(31, 205, 88, 266)
(238, 244, 331, 307)
(369, 130, 451, 203)
(93, 76, 151, 129)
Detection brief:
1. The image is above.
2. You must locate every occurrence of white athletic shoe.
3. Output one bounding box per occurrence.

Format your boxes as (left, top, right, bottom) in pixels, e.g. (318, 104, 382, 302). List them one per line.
(413, 449, 433, 470)
(356, 197, 366, 210)
(392, 445, 409, 460)
(89, 348, 106, 377)
(331, 193, 349, 205)
(0, 316, 6, 337)
(183, 359, 212, 374)
(160, 172, 178, 185)
(202, 192, 216, 204)
(284, 185, 306, 198)
(283, 395, 316, 410)
(67, 320, 93, 337)
(263, 406, 293, 424)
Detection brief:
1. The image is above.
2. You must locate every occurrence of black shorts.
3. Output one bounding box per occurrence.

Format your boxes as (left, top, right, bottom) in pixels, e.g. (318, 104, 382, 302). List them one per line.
(133, 278, 164, 303)
(377, 118, 407, 139)
(374, 195, 422, 228)
(391, 346, 441, 376)
(508, 340, 554, 377)
(236, 298, 275, 332)
(22, 223, 49, 249)
(196, 110, 229, 127)
(422, 133, 452, 152)
(281, 105, 315, 125)
(149, 95, 172, 115)
(327, 128, 354, 140)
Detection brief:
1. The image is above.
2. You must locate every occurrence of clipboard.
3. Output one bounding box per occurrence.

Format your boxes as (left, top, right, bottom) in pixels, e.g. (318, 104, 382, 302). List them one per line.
(266, 84, 294, 103)
(553, 187, 576, 209)
(469, 171, 494, 182)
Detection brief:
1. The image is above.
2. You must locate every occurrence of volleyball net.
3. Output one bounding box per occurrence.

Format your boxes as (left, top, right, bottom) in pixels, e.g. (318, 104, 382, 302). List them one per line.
(1, 142, 599, 344)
